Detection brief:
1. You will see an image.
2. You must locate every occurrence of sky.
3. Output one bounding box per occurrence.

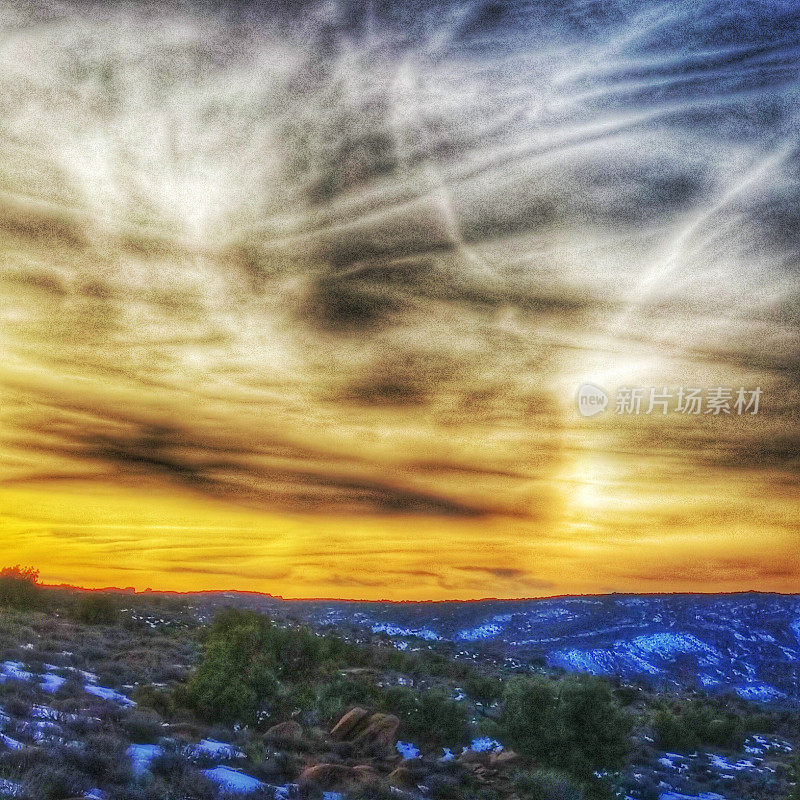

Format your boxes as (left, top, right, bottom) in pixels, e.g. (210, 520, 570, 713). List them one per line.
(0, 0, 798, 600)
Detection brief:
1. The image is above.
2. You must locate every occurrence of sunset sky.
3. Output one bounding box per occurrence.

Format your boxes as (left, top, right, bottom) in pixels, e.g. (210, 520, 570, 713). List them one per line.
(1, 0, 798, 600)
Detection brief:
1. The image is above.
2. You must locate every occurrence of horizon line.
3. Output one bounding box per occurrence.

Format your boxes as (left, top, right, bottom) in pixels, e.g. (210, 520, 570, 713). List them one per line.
(36, 581, 800, 604)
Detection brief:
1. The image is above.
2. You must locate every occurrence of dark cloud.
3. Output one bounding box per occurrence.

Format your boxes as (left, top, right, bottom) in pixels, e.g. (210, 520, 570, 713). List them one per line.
(455, 566, 531, 580)
(4, 393, 513, 517)
(303, 266, 409, 332)
(617, 559, 799, 584)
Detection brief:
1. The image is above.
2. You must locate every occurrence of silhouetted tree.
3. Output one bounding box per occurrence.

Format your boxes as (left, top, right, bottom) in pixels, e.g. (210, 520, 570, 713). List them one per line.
(0, 565, 41, 609)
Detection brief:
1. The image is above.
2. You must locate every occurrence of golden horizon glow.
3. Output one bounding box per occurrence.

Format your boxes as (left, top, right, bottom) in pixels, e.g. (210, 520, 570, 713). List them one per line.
(2, 468, 797, 600)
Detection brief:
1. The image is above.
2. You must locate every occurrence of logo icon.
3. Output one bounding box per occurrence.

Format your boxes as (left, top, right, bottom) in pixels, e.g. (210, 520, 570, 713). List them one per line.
(576, 383, 608, 417)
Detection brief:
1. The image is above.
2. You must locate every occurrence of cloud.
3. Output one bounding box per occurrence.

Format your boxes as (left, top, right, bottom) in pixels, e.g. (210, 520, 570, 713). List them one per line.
(0, 0, 798, 545)
(4, 392, 517, 516)
(617, 559, 799, 585)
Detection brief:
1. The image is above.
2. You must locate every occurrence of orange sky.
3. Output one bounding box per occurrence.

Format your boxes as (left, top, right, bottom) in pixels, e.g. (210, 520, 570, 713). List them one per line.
(2, 456, 797, 600)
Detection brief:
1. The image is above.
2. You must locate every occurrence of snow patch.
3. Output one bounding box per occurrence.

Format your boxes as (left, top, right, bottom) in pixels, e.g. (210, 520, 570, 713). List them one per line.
(549, 633, 720, 677)
(202, 766, 265, 795)
(0, 778, 22, 797)
(127, 744, 163, 776)
(791, 618, 800, 647)
(0, 662, 32, 682)
(0, 733, 24, 751)
(744, 734, 793, 755)
(85, 684, 135, 707)
(469, 737, 503, 753)
(40, 674, 66, 693)
(457, 614, 513, 641)
(396, 741, 420, 759)
(457, 623, 502, 641)
(370, 623, 439, 640)
(187, 739, 243, 761)
(735, 683, 786, 703)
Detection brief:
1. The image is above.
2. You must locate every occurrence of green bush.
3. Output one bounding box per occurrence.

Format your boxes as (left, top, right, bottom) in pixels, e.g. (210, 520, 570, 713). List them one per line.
(512, 769, 584, 800)
(463, 675, 503, 704)
(306, 672, 384, 726)
(188, 608, 367, 725)
(133, 684, 177, 719)
(382, 686, 471, 749)
(653, 700, 744, 751)
(556, 678, 632, 776)
(496, 675, 631, 777)
(496, 675, 559, 757)
(189, 609, 281, 724)
(0, 565, 41, 610)
(74, 593, 119, 625)
(654, 709, 695, 751)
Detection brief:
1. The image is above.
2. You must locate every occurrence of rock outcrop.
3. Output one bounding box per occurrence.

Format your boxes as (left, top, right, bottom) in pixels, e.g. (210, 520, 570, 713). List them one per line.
(329, 706, 370, 740)
(265, 720, 303, 744)
(329, 707, 400, 756)
(299, 762, 380, 792)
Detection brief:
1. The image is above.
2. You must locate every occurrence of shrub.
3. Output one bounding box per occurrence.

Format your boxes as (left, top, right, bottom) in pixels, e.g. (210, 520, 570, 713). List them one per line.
(706, 715, 743, 748)
(63, 734, 131, 783)
(653, 700, 744, 752)
(463, 675, 503, 704)
(133, 684, 176, 719)
(0, 679, 36, 716)
(150, 748, 189, 781)
(614, 685, 642, 706)
(188, 609, 362, 725)
(312, 672, 385, 725)
(123, 709, 164, 743)
(497, 676, 631, 778)
(654, 708, 695, 750)
(188, 609, 281, 724)
(426, 773, 465, 799)
(149, 748, 219, 799)
(0, 565, 41, 610)
(74, 593, 119, 625)
(169, 769, 219, 800)
(512, 769, 584, 800)
(383, 686, 471, 749)
(22, 764, 87, 800)
(555, 678, 632, 776)
(496, 676, 558, 757)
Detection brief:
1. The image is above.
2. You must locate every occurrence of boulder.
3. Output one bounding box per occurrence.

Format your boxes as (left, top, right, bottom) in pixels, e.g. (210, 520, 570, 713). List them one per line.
(352, 713, 399, 754)
(300, 763, 380, 792)
(490, 748, 520, 767)
(330, 707, 370, 741)
(351, 764, 382, 787)
(388, 765, 418, 790)
(329, 708, 400, 756)
(265, 720, 303, 744)
(300, 764, 356, 791)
